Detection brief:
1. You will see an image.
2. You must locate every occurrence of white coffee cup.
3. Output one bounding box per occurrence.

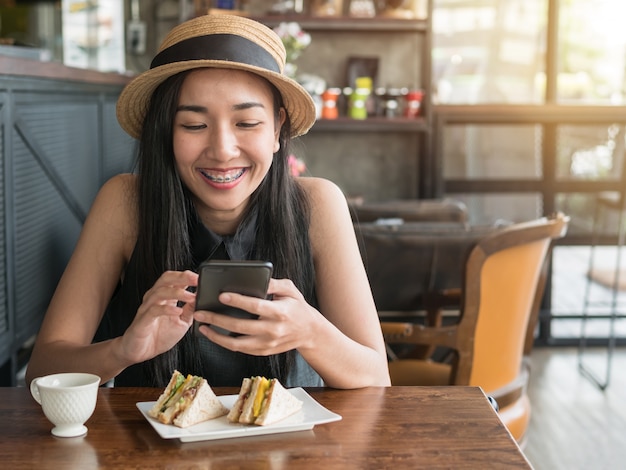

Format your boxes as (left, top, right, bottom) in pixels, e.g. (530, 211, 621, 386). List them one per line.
(30, 372, 101, 437)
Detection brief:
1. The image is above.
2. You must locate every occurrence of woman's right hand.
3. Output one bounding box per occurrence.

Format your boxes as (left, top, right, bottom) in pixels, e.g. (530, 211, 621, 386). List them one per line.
(118, 270, 198, 364)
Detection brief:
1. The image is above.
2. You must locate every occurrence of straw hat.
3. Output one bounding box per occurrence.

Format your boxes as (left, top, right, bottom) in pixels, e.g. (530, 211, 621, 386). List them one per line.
(116, 14, 316, 139)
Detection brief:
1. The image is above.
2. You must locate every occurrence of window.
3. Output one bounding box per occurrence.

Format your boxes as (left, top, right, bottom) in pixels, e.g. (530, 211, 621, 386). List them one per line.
(432, 0, 547, 104)
(557, 1, 626, 104)
(432, 0, 626, 105)
(433, 0, 626, 345)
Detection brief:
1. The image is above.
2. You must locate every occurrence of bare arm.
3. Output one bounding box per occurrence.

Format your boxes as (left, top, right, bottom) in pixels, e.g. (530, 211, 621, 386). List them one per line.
(26, 175, 135, 384)
(25, 175, 197, 384)
(297, 177, 390, 387)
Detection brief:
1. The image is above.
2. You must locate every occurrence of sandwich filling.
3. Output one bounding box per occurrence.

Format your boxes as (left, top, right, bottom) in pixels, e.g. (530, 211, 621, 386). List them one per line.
(150, 372, 205, 424)
(252, 377, 271, 418)
(227, 376, 303, 426)
(161, 375, 202, 422)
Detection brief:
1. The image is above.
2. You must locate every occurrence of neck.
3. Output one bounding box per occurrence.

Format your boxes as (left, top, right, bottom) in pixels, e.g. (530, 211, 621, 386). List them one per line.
(195, 203, 249, 236)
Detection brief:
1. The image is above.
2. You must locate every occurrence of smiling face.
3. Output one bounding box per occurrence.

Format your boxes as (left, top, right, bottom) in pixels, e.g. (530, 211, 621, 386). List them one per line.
(173, 68, 285, 234)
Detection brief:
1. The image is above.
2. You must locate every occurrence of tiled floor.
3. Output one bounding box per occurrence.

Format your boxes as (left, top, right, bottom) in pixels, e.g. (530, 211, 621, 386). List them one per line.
(525, 246, 626, 469)
(524, 347, 626, 470)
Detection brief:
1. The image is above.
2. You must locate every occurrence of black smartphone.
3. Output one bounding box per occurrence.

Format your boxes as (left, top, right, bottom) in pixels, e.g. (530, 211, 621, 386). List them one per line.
(194, 260, 273, 335)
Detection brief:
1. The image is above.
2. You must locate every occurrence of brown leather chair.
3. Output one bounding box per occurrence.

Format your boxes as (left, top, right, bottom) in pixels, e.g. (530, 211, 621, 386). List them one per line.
(352, 198, 476, 357)
(381, 213, 569, 446)
(350, 198, 468, 224)
(356, 221, 498, 319)
(357, 219, 504, 359)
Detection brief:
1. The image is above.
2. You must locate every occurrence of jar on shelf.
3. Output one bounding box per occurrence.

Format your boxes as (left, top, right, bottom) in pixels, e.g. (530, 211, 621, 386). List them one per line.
(322, 88, 341, 119)
(382, 88, 403, 118)
(311, 0, 343, 17)
(347, 77, 374, 119)
(349, 0, 376, 17)
(348, 88, 370, 119)
(379, 0, 429, 18)
(269, 0, 305, 14)
(403, 89, 424, 118)
(341, 87, 352, 116)
(354, 76, 375, 115)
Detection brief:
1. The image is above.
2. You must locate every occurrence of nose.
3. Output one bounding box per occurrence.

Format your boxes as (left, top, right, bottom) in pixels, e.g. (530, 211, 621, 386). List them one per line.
(206, 123, 239, 161)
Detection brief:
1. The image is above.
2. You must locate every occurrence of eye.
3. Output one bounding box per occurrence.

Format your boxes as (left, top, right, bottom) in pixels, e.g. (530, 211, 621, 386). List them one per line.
(237, 121, 262, 129)
(181, 123, 207, 131)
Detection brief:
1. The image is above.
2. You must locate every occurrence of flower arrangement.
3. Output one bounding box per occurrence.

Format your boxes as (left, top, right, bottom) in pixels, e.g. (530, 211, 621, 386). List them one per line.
(273, 21, 311, 65)
(288, 154, 307, 177)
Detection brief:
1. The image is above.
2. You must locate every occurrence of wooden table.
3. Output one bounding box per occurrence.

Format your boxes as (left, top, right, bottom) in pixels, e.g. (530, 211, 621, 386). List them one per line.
(0, 386, 531, 468)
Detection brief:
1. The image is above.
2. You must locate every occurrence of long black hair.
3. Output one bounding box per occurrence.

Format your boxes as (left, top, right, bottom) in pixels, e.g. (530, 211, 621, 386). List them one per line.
(132, 70, 315, 386)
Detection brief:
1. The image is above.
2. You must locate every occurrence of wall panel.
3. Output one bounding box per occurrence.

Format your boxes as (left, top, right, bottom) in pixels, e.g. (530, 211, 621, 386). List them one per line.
(0, 77, 133, 385)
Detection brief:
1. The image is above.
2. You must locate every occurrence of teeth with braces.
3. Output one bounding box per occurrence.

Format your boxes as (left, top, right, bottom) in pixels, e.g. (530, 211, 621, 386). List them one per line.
(202, 169, 244, 183)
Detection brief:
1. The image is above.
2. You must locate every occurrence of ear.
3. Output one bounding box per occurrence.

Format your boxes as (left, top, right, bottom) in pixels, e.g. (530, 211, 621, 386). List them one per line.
(273, 108, 286, 153)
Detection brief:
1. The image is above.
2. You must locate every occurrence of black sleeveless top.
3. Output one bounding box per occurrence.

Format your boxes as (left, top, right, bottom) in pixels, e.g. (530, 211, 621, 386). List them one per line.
(99, 209, 322, 388)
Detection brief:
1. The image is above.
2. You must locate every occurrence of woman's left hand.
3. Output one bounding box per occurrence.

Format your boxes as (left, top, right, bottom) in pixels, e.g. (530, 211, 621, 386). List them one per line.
(193, 278, 316, 354)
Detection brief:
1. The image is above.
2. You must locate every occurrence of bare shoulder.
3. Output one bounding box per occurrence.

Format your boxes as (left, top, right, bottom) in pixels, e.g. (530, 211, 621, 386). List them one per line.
(85, 173, 138, 255)
(97, 173, 137, 200)
(297, 176, 348, 213)
(296, 177, 354, 250)
(91, 174, 137, 216)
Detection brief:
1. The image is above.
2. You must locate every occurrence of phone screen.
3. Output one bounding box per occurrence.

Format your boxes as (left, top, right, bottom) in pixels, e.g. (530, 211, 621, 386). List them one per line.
(194, 260, 273, 335)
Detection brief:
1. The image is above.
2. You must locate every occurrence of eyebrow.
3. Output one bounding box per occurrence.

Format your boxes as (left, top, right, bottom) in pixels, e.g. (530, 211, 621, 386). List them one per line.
(177, 104, 207, 113)
(176, 102, 266, 113)
(232, 101, 266, 111)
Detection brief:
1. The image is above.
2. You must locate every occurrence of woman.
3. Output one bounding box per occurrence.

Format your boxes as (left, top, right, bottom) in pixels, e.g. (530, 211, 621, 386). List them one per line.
(25, 14, 390, 388)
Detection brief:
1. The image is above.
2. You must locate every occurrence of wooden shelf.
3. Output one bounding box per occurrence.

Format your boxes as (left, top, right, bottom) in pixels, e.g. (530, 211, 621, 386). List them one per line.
(251, 4, 433, 199)
(310, 116, 428, 132)
(251, 15, 427, 32)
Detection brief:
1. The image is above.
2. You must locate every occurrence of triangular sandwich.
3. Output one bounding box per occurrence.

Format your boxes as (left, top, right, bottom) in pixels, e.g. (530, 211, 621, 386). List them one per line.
(148, 370, 228, 428)
(227, 376, 303, 426)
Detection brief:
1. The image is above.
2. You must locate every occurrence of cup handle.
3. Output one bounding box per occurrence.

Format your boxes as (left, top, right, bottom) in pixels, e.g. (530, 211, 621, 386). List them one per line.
(30, 378, 42, 405)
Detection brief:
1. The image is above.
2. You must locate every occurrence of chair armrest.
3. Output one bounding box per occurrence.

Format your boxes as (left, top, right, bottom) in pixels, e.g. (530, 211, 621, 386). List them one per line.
(486, 362, 530, 410)
(381, 322, 414, 340)
(381, 322, 459, 349)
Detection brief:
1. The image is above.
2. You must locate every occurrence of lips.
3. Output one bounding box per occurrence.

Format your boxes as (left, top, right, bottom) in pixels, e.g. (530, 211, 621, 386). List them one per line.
(199, 168, 245, 183)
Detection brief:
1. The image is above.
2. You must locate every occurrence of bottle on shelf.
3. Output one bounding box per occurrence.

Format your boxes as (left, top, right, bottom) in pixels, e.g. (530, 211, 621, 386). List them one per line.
(322, 88, 341, 119)
(348, 0, 376, 17)
(348, 77, 373, 119)
(310, 0, 344, 17)
(404, 89, 424, 118)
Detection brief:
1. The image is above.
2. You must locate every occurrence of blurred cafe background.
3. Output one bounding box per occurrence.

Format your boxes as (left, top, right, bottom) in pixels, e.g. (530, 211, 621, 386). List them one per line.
(1, 0, 626, 466)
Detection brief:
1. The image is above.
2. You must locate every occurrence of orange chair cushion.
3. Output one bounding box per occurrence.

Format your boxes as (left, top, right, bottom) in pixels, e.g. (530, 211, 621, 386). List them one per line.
(470, 241, 546, 390)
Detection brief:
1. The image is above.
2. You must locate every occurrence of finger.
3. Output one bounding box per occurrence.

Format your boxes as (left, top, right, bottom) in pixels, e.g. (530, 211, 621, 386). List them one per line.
(179, 303, 196, 324)
(194, 310, 258, 336)
(152, 270, 199, 292)
(197, 323, 268, 354)
(218, 292, 268, 316)
(144, 282, 197, 305)
(266, 278, 301, 299)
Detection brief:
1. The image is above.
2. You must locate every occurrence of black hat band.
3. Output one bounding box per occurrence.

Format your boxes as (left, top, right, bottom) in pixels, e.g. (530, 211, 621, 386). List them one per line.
(150, 33, 281, 73)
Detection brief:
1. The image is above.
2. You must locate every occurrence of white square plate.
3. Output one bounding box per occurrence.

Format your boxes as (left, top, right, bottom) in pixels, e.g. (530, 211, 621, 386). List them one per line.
(136, 387, 342, 442)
